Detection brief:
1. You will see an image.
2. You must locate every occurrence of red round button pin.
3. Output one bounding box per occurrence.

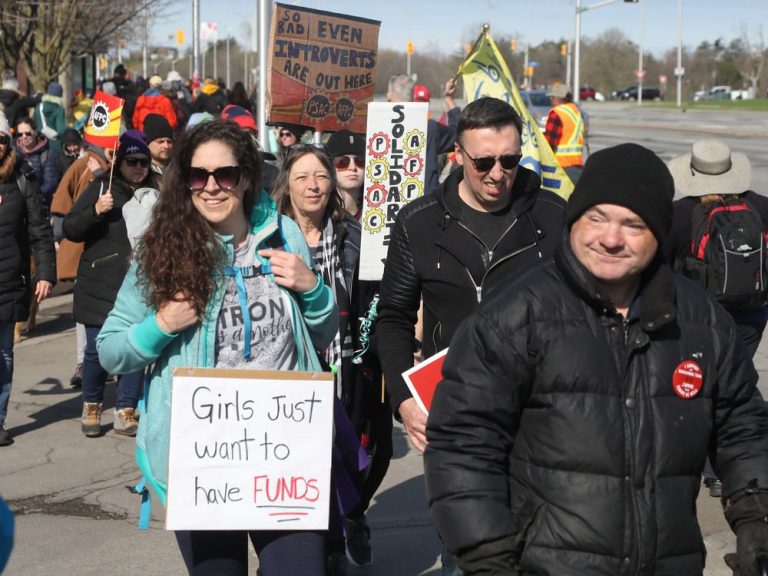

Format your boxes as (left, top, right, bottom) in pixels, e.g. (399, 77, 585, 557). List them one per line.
(673, 361, 703, 399)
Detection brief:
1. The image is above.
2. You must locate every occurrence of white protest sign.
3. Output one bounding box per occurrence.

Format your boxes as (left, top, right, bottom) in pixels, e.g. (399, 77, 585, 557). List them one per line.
(359, 102, 429, 281)
(166, 368, 334, 531)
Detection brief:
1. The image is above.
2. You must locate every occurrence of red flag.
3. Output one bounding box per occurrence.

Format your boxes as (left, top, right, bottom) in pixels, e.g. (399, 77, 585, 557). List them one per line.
(84, 90, 124, 148)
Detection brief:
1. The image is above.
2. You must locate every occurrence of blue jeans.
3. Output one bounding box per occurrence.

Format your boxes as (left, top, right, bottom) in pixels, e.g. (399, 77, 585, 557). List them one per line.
(82, 325, 142, 408)
(175, 529, 325, 576)
(0, 322, 14, 426)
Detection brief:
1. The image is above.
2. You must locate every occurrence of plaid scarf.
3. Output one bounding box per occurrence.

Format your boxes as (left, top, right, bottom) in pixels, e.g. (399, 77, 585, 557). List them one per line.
(314, 216, 353, 398)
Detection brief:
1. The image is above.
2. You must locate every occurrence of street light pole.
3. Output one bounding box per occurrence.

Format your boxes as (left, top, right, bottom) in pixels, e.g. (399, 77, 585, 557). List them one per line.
(226, 31, 231, 88)
(638, 0, 645, 106)
(676, 0, 684, 107)
(257, 0, 270, 150)
(573, 0, 621, 104)
(193, 0, 200, 84)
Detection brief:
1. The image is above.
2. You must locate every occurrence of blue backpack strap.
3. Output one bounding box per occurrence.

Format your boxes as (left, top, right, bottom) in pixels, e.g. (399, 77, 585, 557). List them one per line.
(222, 264, 272, 361)
(133, 477, 151, 529)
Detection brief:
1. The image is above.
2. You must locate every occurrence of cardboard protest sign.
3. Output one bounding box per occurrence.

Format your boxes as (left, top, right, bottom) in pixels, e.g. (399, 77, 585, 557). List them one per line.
(402, 348, 449, 414)
(267, 3, 380, 133)
(84, 90, 124, 149)
(359, 102, 429, 281)
(165, 368, 334, 531)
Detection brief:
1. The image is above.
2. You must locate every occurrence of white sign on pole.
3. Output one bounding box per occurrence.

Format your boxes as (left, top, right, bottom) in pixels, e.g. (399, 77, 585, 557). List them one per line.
(166, 368, 334, 531)
(359, 102, 429, 281)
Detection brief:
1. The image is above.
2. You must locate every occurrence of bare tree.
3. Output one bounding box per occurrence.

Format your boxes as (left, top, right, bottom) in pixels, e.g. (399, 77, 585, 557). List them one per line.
(0, 0, 177, 90)
(734, 25, 765, 94)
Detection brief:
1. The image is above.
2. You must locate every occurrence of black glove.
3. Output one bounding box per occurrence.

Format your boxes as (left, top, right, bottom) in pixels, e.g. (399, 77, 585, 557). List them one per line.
(725, 521, 768, 576)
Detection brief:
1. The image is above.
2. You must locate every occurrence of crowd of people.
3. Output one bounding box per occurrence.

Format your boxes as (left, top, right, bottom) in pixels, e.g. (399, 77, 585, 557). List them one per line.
(1, 62, 768, 576)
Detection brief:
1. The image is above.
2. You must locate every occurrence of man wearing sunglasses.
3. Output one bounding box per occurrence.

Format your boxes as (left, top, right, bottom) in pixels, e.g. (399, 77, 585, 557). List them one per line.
(377, 96, 566, 574)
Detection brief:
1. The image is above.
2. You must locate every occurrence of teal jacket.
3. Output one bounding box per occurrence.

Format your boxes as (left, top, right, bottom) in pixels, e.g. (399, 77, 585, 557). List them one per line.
(97, 192, 338, 505)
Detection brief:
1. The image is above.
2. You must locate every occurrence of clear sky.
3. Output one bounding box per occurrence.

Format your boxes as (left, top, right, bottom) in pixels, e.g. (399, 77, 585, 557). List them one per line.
(154, 0, 766, 57)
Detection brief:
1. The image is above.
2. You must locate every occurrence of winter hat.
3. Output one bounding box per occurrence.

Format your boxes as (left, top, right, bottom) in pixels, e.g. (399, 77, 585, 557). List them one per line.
(149, 75, 163, 89)
(0, 112, 10, 138)
(1, 78, 18, 92)
(143, 113, 174, 143)
(566, 143, 674, 242)
(221, 104, 257, 132)
(548, 84, 570, 99)
(60, 128, 82, 147)
(166, 70, 183, 83)
(101, 81, 117, 96)
(47, 81, 64, 97)
(114, 64, 126, 76)
(185, 112, 215, 132)
(667, 138, 751, 197)
(413, 84, 430, 102)
(325, 129, 365, 158)
(116, 129, 151, 165)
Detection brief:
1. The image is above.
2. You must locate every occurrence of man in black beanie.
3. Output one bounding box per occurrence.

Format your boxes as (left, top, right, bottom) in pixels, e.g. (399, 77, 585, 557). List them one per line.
(424, 143, 768, 576)
(142, 113, 174, 179)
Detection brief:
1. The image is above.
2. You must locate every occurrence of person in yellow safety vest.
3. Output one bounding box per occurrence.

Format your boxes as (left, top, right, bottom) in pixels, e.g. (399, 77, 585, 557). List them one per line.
(545, 84, 586, 184)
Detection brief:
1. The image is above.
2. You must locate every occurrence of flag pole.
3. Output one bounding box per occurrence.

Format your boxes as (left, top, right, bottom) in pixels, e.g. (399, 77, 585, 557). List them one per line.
(453, 24, 489, 84)
(106, 140, 118, 194)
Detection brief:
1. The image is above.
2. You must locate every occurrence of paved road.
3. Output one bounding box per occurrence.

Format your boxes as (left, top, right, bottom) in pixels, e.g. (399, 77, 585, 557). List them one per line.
(4, 109, 768, 574)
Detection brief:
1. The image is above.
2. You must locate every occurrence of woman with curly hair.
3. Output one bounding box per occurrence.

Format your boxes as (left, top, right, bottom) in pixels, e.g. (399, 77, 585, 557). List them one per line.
(97, 120, 338, 575)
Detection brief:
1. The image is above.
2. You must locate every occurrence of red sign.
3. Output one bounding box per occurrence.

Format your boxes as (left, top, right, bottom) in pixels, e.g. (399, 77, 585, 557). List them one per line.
(402, 349, 449, 414)
(267, 3, 380, 132)
(672, 361, 704, 399)
(635, 69, 646, 80)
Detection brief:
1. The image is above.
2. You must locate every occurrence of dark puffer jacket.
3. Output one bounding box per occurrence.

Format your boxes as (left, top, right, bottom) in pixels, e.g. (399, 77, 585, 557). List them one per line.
(0, 157, 56, 323)
(425, 234, 768, 576)
(377, 167, 566, 415)
(63, 177, 136, 326)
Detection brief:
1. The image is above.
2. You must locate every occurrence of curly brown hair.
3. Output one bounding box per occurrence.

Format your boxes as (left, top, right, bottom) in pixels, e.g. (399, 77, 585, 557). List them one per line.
(136, 120, 262, 316)
(273, 145, 346, 224)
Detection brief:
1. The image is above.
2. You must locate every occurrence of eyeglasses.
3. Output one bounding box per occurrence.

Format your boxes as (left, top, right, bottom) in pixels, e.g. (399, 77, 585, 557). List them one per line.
(124, 157, 150, 168)
(333, 155, 365, 171)
(280, 131, 295, 138)
(0, 134, 9, 145)
(17, 131, 34, 137)
(188, 165, 242, 191)
(457, 141, 522, 172)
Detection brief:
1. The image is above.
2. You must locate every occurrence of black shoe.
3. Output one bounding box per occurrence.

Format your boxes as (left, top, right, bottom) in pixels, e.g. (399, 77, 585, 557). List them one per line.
(326, 551, 349, 576)
(70, 363, 83, 387)
(345, 515, 372, 566)
(0, 425, 14, 446)
(704, 478, 723, 498)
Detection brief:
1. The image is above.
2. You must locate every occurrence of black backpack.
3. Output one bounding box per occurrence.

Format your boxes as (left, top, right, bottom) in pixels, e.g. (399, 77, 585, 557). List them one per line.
(685, 197, 768, 309)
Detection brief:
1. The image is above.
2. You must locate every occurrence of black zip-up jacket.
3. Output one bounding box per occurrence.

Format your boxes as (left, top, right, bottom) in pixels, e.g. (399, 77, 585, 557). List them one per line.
(377, 167, 566, 415)
(0, 158, 56, 323)
(424, 233, 768, 575)
(63, 177, 135, 326)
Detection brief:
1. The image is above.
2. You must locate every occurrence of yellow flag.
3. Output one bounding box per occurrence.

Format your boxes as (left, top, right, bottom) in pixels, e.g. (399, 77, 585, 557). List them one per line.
(459, 30, 574, 199)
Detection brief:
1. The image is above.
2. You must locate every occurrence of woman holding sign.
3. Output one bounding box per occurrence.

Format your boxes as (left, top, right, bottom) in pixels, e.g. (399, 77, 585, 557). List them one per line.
(64, 130, 159, 438)
(97, 121, 339, 575)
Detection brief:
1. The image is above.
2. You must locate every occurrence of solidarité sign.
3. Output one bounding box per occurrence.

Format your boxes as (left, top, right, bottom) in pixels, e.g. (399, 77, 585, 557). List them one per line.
(165, 368, 334, 531)
(359, 102, 429, 281)
(267, 3, 380, 132)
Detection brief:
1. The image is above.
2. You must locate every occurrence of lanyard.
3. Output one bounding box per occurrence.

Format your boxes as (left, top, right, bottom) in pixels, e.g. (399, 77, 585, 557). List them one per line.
(222, 262, 272, 361)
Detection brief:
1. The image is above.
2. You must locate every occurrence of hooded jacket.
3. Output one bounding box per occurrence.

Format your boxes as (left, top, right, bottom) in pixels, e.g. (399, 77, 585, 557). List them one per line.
(424, 233, 768, 575)
(132, 88, 178, 132)
(0, 156, 56, 323)
(377, 167, 566, 415)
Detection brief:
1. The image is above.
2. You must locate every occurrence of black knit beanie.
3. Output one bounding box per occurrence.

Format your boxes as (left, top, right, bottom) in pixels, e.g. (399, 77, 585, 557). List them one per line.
(566, 143, 675, 242)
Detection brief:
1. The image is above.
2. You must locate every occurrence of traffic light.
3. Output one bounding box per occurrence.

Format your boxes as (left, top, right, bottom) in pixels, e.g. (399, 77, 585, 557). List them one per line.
(561, 43, 567, 57)
(406, 41, 414, 56)
(176, 29, 185, 45)
(511, 38, 517, 52)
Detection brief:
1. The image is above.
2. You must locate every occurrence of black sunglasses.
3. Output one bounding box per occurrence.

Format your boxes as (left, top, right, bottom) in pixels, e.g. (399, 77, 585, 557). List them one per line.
(188, 165, 242, 191)
(17, 131, 34, 137)
(125, 157, 150, 168)
(333, 155, 365, 171)
(0, 134, 9, 145)
(457, 141, 522, 172)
